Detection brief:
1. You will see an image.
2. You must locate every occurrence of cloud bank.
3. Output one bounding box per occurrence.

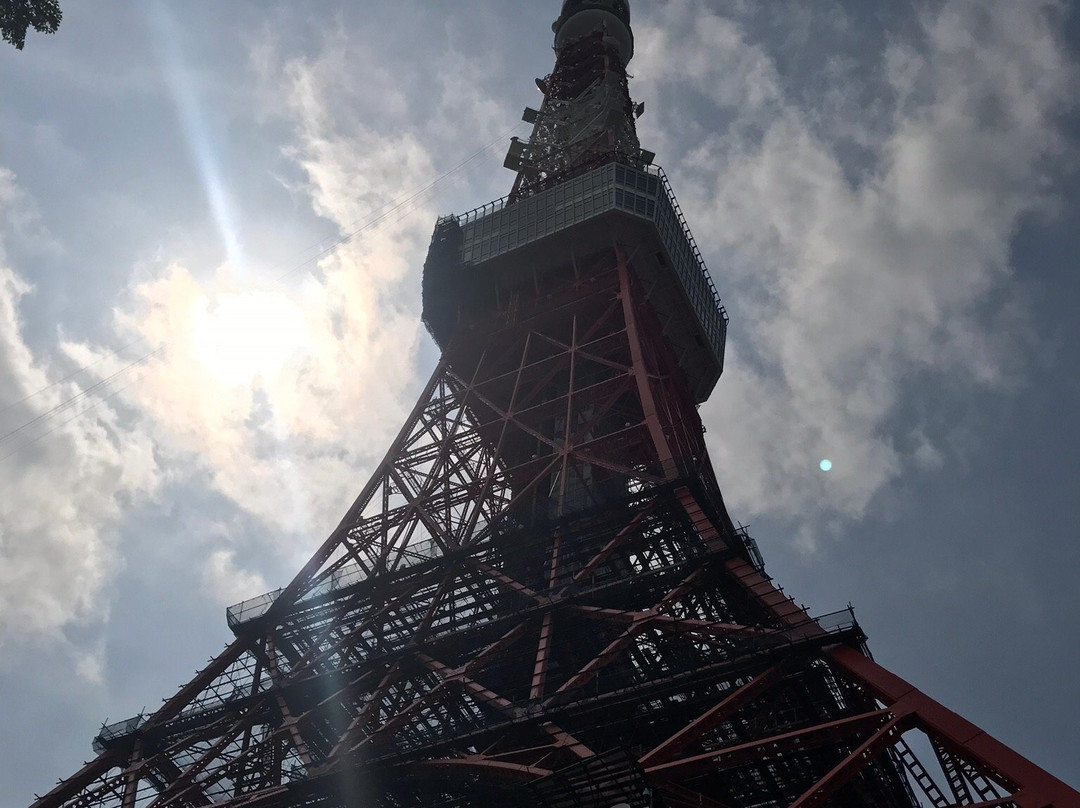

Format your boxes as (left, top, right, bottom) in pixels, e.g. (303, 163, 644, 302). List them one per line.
(634, 0, 1075, 548)
(0, 169, 160, 648)
(0, 20, 518, 653)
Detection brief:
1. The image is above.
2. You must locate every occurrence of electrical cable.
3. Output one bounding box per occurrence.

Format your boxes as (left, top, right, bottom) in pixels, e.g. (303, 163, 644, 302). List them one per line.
(0, 362, 155, 464)
(0, 332, 159, 418)
(0, 346, 166, 446)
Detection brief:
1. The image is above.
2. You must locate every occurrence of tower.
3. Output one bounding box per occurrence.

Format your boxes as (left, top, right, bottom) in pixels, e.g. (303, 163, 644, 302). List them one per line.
(31, 3, 1079, 807)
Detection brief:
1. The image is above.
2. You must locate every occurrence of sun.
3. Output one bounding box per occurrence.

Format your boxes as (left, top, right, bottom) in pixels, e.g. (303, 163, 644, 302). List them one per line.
(192, 291, 308, 385)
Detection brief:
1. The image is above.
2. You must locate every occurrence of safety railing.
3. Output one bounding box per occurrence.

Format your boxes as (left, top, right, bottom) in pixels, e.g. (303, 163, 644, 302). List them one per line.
(92, 714, 146, 753)
(814, 606, 860, 635)
(733, 525, 766, 572)
(226, 538, 446, 630)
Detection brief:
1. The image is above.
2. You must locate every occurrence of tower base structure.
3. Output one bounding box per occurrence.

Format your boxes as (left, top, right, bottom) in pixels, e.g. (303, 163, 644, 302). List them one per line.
(28, 2, 1080, 806)
(31, 248, 1080, 808)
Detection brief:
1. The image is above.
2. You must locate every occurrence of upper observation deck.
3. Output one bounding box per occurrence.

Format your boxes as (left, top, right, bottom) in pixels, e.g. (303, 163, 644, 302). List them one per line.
(422, 161, 728, 402)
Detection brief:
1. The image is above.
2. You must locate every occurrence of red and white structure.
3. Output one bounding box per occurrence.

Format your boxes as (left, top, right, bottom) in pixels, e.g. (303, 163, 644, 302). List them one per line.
(31, 3, 1080, 807)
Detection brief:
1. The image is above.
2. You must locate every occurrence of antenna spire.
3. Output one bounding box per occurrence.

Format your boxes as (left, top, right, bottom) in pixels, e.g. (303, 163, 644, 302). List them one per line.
(506, 0, 644, 200)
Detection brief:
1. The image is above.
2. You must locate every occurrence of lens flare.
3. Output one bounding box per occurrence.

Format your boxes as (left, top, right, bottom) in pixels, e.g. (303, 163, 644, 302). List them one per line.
(819, 459, 833, 472)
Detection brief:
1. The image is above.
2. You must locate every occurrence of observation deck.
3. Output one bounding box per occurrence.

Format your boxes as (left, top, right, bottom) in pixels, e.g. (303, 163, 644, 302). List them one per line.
(423, 161, 728, 402)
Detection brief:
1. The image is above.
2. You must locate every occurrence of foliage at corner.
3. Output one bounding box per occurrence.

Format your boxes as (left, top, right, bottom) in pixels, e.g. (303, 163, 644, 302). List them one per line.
(1, 0, 62, 51)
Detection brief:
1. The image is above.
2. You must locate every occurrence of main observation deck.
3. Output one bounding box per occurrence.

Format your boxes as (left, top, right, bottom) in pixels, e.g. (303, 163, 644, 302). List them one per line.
(422, 161, 728, 402)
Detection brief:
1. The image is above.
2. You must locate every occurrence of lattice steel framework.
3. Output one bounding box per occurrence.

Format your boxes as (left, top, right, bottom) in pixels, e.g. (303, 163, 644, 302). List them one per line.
(508, 30, 642, 202)
(31, 3, 1079, 808)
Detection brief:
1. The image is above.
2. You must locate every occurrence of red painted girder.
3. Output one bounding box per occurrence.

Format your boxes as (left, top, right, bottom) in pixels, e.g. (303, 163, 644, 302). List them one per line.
(565, 505, 652, 589)
(140, 637, 255, 731)
(531, 612, 555, 700)
(405, 757, 552, 782)
(262, 640, 313, 768)
(296, 575, 429, 672)
(259, 363, 452, 625)
(644, 708, 892, 780)
(327, 662, 402, 759)
(943, 798, 1031, 808)
(468, 622, 535, 678)
(540, 722, 595, 759)
(555, 313, 578, 515)
(308, 667, 381, 717)
(407, 571, 460, 647)
(786, 714, 908, 808)
(616, 247, 678, 481)
(199, 783, 290, 808)
(387, 467, 457, 554)
(544, 568, 705, 703)
(356, 676, 450, 749)
(654, 779, 739, 808)
(480, 743, 561, 764)
(458, 333, 530, 540)
(675, 487, 728, 554)
(724, 556, 820, 629)
(472, 560, 545, 603)
(147, 710, 266, 808)
(417, 653, 520, 716)
(467, 383, 562, 452)
(570, 604, 779, 639)
(639, 666, 784, 766)
(143, 754, 210, 807)
(119, 751, 141, 808)
(830, 645, 1080, 808)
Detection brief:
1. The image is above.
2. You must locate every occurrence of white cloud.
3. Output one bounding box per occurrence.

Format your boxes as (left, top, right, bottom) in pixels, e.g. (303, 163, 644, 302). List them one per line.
(0, 166, 59, 253)
(0, 171, 161, 648)
(635, 0, 1075, 547)
(73, 639, 107, 685)
(202, 547, 268, 607)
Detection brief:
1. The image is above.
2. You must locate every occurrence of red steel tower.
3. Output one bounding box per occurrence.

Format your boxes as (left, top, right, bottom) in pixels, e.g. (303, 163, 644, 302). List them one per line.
(32, 3, 1080, 808)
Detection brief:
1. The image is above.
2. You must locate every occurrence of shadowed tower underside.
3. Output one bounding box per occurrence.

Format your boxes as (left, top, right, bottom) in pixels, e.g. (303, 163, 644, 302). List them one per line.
(32, 3, 1080, 808)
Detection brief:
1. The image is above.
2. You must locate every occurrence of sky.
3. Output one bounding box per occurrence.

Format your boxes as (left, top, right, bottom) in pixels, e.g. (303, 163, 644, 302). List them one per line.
(0, 1, 1078, 804)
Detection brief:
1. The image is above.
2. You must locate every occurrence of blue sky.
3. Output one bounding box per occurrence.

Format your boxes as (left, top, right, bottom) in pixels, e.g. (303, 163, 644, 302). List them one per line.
(1, 2, 1078, 804)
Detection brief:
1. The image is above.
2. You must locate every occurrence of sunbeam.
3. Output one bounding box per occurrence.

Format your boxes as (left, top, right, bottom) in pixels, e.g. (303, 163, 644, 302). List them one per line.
(148, 1, 244, 268)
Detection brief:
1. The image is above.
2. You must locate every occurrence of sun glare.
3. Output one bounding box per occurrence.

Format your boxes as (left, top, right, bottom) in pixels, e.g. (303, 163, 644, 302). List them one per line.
(192, 292, 308, 385)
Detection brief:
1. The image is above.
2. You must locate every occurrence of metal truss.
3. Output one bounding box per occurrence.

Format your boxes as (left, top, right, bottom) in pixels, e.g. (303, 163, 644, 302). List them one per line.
(30, 248, 1079, 808)
(510, 31, 644, 202)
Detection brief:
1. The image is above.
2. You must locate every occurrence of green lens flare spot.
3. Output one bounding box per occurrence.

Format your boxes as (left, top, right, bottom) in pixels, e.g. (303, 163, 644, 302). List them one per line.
(819, 459, 833, 472)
